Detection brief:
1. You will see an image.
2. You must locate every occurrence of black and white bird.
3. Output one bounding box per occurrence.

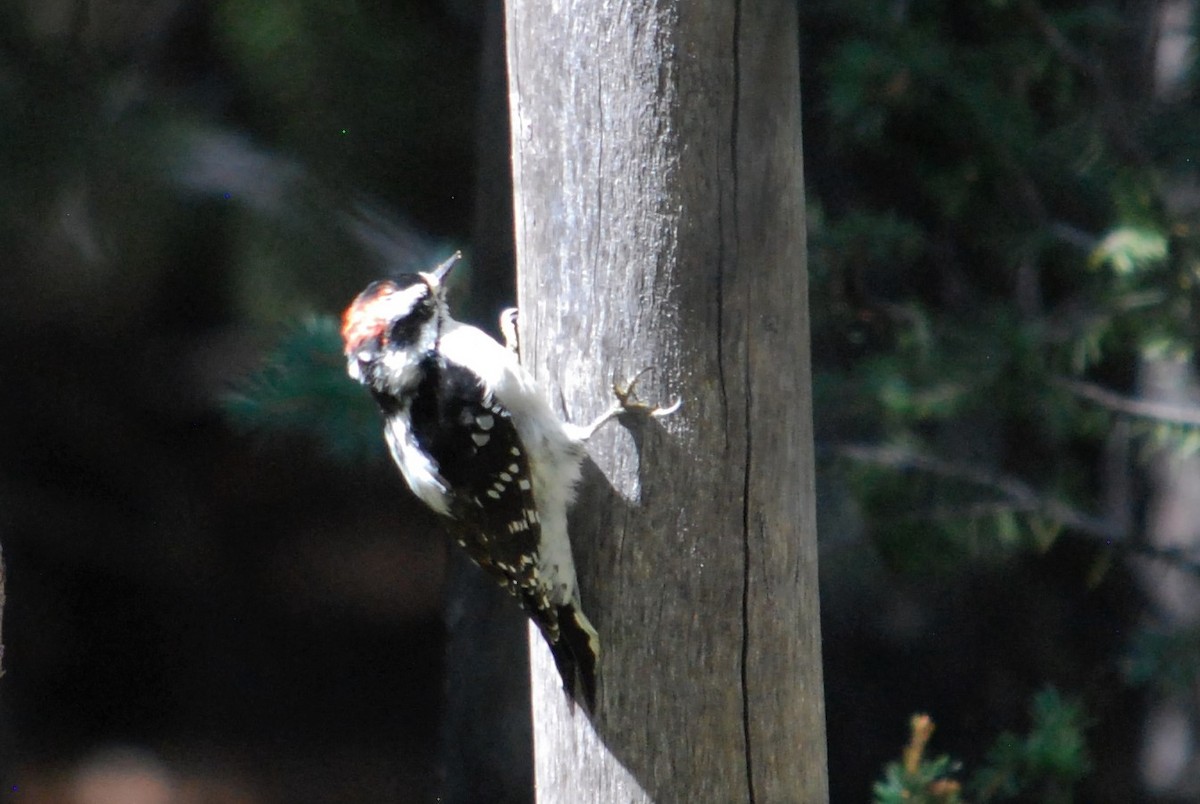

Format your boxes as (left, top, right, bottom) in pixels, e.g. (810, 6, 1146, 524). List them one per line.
(341, 252, 675, 707)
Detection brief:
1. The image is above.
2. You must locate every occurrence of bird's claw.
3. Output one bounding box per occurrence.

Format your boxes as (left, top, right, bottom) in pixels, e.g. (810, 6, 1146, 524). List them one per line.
(612, 367, 682, 419)
(499, 307, 521, 357)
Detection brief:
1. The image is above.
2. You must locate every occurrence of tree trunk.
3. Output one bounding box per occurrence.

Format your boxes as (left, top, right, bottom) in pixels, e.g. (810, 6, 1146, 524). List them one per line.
(505, 1, 828, 800)
(1135, 355, 1200, 797)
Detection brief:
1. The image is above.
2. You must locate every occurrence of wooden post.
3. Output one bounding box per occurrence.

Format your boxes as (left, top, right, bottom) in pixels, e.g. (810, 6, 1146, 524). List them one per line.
(506, 1, 827, 801)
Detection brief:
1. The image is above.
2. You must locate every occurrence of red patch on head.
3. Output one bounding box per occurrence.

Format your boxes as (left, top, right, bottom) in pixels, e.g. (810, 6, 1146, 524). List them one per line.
(341, 281, 398, 354)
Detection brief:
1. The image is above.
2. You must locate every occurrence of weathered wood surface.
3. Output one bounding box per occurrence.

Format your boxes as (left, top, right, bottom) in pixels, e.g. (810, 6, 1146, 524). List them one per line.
(506, 0, 827, 801)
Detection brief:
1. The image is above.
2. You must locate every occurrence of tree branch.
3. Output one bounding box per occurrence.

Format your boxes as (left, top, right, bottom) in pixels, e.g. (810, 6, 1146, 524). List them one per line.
(833, 442, 1120, 539)
(832, 442, 1200, 578)
(1055, 377, 1200, 428)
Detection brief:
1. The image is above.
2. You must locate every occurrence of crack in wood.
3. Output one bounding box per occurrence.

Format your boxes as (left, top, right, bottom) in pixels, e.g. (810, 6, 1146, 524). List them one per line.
(730, 2, 756, 802)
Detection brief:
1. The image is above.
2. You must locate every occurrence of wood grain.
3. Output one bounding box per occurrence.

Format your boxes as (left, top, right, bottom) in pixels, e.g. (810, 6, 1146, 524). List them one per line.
(506, 0, 827, 800)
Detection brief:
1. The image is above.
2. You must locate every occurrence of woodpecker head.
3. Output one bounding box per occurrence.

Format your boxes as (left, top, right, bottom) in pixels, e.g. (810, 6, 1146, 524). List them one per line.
(342, 251, 460, 390)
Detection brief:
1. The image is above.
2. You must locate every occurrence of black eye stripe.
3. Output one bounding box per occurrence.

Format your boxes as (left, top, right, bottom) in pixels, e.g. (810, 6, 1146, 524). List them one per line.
(382, 278, 438, 347)
(389, 297, 434, 346)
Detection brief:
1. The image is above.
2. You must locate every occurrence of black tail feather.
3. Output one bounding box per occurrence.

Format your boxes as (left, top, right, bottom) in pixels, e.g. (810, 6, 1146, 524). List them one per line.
(549, 605, 598, 711)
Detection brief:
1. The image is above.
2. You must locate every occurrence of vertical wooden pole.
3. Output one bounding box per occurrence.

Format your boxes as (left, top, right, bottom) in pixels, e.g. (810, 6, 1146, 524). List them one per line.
(506, 1, 827, 800)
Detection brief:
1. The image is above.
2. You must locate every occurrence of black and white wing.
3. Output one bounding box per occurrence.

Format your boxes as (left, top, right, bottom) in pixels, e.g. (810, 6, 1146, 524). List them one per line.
(406, 357, 597, 704)
(408, 360, 556, 623)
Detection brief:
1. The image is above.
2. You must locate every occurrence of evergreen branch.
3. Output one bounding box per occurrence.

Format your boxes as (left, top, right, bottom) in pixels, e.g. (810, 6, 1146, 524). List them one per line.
(832, 443, 1200, 577)
(834, 443, 1119, 538)
(1017, 0, 1151, 167)
(1055, 377, 1200, 427)
(222, 315, 386, 462)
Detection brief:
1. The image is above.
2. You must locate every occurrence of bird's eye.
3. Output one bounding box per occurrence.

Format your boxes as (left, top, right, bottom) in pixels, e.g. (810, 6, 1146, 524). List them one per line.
(389, 295, 435, 347)
(390, 315, 423, 346)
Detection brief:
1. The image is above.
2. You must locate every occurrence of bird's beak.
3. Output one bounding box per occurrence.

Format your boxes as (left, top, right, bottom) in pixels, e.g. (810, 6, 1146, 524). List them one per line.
(431, 251, 462, 283)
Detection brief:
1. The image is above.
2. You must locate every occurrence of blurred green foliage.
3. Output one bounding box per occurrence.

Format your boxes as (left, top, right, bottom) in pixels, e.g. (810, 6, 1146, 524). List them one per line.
(805, 5, 1200, 794)
(875, 689, 1090, 804)
(972, 688, 1092, 802)
(1126, 626, 1200, 695)
(874, 714, 964, 804)
(223, 315, 386, 462)
(805, 0, 1200, 574)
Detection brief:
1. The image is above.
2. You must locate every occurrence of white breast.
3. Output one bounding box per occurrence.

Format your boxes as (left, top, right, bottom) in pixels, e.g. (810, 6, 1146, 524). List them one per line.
(384, 414, 451, 516)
